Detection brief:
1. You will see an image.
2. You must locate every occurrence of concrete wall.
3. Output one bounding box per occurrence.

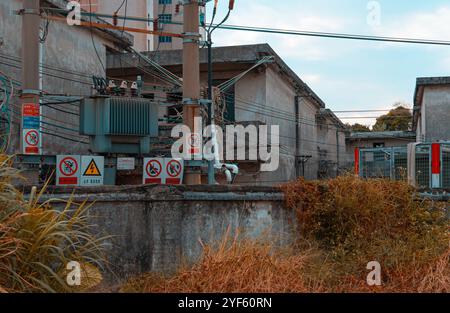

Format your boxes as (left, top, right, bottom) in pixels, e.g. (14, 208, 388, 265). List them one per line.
(422, 86, 450, 142)
(37, 185, 293, 283)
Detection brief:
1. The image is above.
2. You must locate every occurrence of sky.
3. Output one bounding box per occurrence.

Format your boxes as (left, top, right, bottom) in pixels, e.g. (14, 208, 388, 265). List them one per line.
(205, 0, 450, 127)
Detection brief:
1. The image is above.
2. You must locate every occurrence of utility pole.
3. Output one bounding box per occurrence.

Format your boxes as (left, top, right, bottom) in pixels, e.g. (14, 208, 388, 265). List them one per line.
(21, 0, 41, 155)
(183, 1, 202, 185)
(206, 0, 234, 184)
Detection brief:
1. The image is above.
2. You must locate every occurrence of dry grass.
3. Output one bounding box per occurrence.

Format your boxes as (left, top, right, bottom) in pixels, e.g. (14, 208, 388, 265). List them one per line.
(122, 176, 449, 293)
(0, 154, 107, 293)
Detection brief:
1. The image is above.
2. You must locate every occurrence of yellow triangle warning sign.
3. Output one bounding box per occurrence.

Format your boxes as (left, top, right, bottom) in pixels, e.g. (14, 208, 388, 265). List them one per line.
(83, 159, 101, 177)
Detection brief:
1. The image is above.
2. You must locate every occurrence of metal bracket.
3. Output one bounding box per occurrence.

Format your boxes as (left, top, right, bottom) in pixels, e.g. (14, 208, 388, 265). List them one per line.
(182, 98, 199, 105)
(20, 89, 41, 96)
(199, 99, 212, 106)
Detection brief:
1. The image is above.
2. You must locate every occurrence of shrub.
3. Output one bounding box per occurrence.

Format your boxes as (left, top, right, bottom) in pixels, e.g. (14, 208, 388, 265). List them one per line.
(0, 155, 107, 293)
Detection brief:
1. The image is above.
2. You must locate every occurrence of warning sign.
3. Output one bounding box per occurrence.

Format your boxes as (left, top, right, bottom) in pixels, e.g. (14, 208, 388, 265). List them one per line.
(143, 158, 164, 184)
(22, 103, 40, 117)
(80, 156, 104, 186)
(57, 155, 80, 186)
(22, 129, 40, 154)
(187, 133, 201, 156)
(165, 159, 184, 185)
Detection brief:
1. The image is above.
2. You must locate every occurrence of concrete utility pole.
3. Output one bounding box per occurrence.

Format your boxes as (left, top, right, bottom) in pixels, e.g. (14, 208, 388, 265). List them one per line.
(183, 0, 202, 185)
(21, 0, 41, 154)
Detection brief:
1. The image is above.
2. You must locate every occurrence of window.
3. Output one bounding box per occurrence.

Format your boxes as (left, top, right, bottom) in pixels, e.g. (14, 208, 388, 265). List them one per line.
(373, 142, 385, 148)
(158, 14, 172, 24)
(159, 0, 172, 4)
(159, 36, 172, 43)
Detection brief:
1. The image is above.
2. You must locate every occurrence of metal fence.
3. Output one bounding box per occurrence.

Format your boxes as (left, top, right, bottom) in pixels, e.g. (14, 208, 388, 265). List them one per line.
(442, 143, 450, 189)
(358, 143, 450, 190)
(359, 147, 408, 180)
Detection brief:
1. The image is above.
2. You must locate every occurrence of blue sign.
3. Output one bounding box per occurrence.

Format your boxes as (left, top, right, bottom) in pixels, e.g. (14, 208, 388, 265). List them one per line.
(23, 116, 40, 129)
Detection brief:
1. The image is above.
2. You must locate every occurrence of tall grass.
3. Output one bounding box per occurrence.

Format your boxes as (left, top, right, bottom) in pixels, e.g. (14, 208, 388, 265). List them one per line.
(122, 176, 449, 293)
(0, 155, 107, 293)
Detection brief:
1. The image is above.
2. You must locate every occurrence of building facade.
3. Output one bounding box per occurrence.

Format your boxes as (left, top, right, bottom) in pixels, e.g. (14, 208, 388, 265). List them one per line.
(413, 76, 450, 143)
(79, 0, 205, 52)
(107, 44, 347, 184)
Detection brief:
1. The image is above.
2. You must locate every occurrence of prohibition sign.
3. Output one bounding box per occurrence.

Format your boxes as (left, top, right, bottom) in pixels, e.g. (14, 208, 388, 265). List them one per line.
(166, 159, 182, 178)
(146, 160, 162, 178)
(25, 130, 39, 146)
(59, 157, 78, 177)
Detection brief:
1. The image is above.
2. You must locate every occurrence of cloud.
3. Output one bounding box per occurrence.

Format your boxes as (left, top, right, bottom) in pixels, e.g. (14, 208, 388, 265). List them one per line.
(375, 6, 450, 41)
(211, 2, 348, 61)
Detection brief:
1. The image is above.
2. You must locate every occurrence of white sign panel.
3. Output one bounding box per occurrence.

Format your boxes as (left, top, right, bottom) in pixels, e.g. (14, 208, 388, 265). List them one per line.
(117, 157, 135, 171)
(164, 158, 184, 185)
(56, 155, 81, 186)
(22, 129, 41, 155)
(80, 156, 104, 186)
(143, 158, 166, 184)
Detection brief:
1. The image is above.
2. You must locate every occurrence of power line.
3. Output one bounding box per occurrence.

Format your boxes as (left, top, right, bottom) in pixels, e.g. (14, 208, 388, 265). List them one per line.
(89, 0, 105, 73)
(40, 8, 450, 47)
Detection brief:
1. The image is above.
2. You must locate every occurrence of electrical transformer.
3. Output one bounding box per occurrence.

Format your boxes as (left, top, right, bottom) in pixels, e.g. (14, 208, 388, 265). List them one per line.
(80, 96, 159, 154)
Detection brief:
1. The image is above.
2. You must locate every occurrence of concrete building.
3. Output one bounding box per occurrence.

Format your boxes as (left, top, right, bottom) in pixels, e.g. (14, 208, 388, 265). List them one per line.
(107, 44, 348, 184)
(0, 0, 133, 156)
(151, 0, 206, 51)
(413, 76, 450, 143)
(78, 0, 150, 51)
(79, 0, 205, 52)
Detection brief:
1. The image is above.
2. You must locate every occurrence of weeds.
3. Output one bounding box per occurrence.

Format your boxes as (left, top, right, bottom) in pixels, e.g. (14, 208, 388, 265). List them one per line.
(123, 176, 449, 293)
(0, 155, 107, 293)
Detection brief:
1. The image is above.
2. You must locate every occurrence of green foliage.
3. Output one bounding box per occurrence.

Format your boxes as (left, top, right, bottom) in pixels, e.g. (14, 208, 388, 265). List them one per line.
(346, 123, 371, 132)
(372, 104, 412, 132)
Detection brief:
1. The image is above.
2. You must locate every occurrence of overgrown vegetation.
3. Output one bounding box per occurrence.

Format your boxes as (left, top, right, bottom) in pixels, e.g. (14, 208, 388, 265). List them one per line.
(123, 176, 449, 293)
(0, 155, 106, 293)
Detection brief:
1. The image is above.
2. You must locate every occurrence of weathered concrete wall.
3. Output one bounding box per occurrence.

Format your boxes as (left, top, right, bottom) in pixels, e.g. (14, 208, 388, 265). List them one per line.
(422, 86, 450, 142)
(36, 185, 293, 283)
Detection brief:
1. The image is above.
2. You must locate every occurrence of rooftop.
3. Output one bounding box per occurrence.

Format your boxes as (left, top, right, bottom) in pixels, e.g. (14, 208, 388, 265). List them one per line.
(108, 43, 328, 108)
(347, 131, 416, 140)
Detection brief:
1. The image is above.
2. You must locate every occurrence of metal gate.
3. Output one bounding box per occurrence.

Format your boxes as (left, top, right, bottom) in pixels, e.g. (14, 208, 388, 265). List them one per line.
(359, 147, 408, 180)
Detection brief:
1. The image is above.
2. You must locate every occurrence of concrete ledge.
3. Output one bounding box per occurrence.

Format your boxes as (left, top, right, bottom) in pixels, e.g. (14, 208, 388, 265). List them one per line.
(24, 184, 285, 202)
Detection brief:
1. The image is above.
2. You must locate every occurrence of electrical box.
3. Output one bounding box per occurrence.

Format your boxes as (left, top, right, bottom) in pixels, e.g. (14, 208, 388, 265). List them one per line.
(80, 96, 159, 154)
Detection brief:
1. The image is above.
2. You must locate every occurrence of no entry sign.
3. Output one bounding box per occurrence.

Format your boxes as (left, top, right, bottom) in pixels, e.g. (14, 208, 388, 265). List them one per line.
(165, 159, 184, 185)
(22, 129, 40, 154)
(143, 158, 164, 184)
(143, 158, 184, 185)
(22, 103, 41, 155)
(56, 155, 80, 186)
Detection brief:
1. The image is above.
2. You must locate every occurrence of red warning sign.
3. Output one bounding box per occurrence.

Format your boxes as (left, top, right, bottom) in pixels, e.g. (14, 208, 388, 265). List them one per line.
(166, 159, 183, 185)
(188, 133, 201, 155)
(57, 156, 80, 185)
(144, 159, 163, 184)
(22, 103, 40, 117)
(23, 129, 39, 154)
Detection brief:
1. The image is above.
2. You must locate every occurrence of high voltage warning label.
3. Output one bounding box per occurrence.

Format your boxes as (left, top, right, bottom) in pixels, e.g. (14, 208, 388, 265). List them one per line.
(83, 159, 101, 176)
(80, 156, 104, 186)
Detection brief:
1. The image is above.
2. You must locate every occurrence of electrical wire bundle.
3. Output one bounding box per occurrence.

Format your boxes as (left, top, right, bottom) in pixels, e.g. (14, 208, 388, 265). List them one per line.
(0, 70, 14, 152)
